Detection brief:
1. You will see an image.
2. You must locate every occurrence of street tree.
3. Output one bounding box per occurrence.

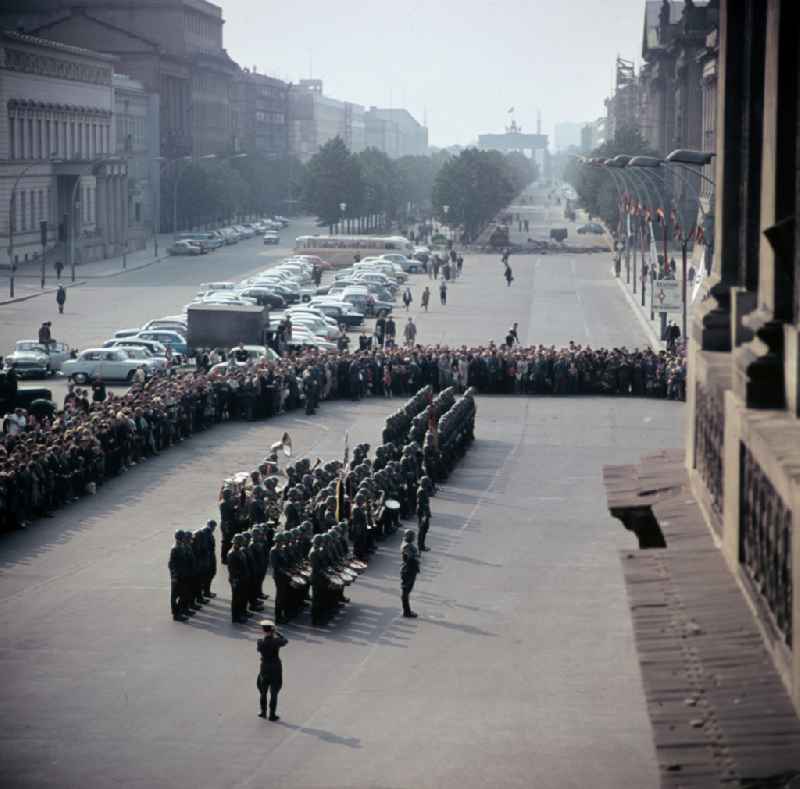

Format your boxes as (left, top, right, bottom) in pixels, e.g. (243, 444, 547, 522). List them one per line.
(303, 137, 363, 231)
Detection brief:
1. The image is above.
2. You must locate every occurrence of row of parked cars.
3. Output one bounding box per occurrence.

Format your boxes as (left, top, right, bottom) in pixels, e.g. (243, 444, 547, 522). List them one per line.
(168, 216, 289, 256)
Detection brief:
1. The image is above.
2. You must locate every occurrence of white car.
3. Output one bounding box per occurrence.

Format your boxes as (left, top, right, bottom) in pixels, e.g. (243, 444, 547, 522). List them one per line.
(62, 348, 155, 383)
(263, 231, 280, 245)
(4, 340, 71, 377)
(168, 240, 205, 256)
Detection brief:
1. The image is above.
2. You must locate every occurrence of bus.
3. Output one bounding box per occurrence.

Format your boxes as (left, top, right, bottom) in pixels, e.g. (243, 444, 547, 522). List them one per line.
(294, 235, 414, 268)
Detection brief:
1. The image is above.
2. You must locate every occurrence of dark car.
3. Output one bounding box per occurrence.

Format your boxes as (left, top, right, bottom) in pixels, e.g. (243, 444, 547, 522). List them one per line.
(239, 288, 287, 309)
(260, 283, 299, 304)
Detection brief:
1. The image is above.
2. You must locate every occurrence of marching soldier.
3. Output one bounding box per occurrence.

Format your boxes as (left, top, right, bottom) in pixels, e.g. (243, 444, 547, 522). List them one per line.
(202, 520, 218, 599)
(270, 531, 291, 624)
(219, 487, 238, 564)
(401, 529, 420, 618)
(256, 619, 288, 720)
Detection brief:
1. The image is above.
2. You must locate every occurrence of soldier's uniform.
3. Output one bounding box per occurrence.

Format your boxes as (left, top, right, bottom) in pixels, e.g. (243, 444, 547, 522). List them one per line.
(401, 530, 420, 618)
(256, 620, 288, 720)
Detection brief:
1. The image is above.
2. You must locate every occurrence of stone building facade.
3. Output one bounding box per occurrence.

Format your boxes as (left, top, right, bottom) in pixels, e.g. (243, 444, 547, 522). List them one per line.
(232, 69, 289, 159)
(2, 0, 238, 159)
(364, 108, 429, 158)
(288, 80, 365, 162)
(686, 0, 800, 712)
(0, 30, 128, 270)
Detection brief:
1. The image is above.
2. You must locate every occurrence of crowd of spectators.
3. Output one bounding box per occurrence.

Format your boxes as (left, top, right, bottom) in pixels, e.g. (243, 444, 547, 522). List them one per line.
(0, 341, 685, 531)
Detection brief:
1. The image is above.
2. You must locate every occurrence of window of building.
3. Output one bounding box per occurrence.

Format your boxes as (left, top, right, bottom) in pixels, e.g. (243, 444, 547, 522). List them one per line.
(38, 190, 44, 227)
(19, 190, 26, 231)
(9, 115, 15, 159)
(27, 118, 33, 159)
(46, 187, 51, 222)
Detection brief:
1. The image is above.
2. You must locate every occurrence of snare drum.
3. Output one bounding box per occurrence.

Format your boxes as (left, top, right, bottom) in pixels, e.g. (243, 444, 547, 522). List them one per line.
(384, 498, 401, 511)
(289, 575, 306, 589)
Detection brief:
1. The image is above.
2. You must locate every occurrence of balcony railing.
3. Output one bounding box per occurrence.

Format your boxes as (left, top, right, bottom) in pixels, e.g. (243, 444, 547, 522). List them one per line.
(694, 381, 724, 525)
(739, 443, 793, 648)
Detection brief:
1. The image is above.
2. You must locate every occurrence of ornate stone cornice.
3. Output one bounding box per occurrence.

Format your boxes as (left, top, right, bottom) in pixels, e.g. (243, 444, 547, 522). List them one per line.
(2, 46, 112, 86)
(7, 98, 112, 119)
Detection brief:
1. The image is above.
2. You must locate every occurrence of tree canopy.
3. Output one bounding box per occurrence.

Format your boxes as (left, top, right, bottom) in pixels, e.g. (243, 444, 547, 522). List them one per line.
(432, 149, 538, 241)
(564, 126, 656, 227)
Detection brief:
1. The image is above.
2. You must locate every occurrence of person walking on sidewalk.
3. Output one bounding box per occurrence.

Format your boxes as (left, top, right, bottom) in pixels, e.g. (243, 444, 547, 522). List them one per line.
(504, 262, 514, 287)
(439, 279, 447, 306)
(402, 287, 413, 310)
(56, 285, 67, 314)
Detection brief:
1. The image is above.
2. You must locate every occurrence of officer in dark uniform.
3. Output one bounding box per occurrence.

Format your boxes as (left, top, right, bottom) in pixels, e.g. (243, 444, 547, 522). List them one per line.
(169, 530, 188, 621)
(401, 529, 420, 618)
(416, 477, 432, 551)
(219, 487, 238, 564)
(202, 520, 218, 598)
(228, 533, 250, 624)
(256, 619, 288, 720)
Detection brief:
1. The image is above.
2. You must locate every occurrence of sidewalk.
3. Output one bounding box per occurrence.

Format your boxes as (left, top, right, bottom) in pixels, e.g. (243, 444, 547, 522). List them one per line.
(0, 234, 172, 306)
(573, 207, 673, 350)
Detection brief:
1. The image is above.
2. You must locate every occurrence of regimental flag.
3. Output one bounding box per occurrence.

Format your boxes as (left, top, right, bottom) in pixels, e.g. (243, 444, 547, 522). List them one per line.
(656, 207, 665, 224)
(335, 475, 345, 522)
(695, 225, 706, 246)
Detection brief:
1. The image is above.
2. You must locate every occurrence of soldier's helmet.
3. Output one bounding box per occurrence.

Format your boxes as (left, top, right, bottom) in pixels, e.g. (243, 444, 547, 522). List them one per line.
(174, 529, 182, 541)
(403, 529, 416, 543)
(312, 534, 324, 547)
(233, 534, 245, 546)
(205, 520, 217, 531)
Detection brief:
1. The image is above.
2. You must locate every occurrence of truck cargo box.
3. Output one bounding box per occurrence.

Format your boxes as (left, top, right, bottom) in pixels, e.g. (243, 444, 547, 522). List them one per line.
(186, 303, 270, 350)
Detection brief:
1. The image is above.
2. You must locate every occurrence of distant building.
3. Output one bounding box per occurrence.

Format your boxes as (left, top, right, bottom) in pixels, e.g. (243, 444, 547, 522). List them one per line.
(0, 30, 128, 269)
(478, 119, 548, 159)
(580, 117, 607, 152)
(554, 122, 583, 152)
(2, 0, 240, 158)
(605, 56, 639, 139)
(364, 108, 429, 158)
(288, 80, 365, 161)
(113, 72, 160, 249)
(232, 68, 289, 159)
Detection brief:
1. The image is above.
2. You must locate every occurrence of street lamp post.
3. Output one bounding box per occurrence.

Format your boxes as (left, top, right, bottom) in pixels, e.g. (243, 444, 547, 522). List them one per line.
(339, 202, 347, 236)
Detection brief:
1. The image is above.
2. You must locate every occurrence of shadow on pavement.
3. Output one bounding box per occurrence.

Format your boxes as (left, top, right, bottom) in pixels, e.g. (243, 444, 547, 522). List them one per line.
(276, 720, 362, 748)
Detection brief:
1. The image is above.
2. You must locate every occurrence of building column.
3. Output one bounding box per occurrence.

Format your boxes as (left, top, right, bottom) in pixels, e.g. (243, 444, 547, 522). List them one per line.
(733, 0, 796, 409)
(96, 176, 108, 249)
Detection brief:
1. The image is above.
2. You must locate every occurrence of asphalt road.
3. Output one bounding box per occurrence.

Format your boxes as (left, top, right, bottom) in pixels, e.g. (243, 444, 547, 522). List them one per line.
(0, 187, 676, 788)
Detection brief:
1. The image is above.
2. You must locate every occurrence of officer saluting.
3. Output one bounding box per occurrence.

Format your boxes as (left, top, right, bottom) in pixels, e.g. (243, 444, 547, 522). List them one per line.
(257, 619, 288, 720)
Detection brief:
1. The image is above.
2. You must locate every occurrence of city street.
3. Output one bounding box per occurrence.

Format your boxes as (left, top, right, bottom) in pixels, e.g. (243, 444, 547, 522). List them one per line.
(0, 198, 679, 789)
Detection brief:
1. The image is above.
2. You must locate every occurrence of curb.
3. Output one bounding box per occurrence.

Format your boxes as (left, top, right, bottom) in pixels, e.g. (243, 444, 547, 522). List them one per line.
(0, 255, 165, 306)
(612, 268, 662, 350)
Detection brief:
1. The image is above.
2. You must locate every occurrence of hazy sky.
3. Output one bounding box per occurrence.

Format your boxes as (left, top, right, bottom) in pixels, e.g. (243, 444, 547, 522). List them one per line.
(223, 0, 644, 148)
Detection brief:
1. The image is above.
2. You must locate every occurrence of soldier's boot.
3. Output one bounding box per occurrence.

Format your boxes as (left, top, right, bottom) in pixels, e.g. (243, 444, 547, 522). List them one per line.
(268, 693, 279, 721)
(402, 591, 417, 618)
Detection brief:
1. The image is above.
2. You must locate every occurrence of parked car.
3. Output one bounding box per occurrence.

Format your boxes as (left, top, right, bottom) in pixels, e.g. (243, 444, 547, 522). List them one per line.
(238, 288, 287, 309)
(176, 232, 223, 250)
(112, 345, 167, 371)
(232, 224, 255, 238)
(4, 340, 71, 377)
(62, 348, 154, 383)
(103, 338, 169, 359)
(218, 227, 239, 244)
(113, 328, 143, 340)
(133, 330, 189, 358)
(307, 299, 365, 328)
(141, 318, 188, 334)
(273, 215, 290, 228)
(263, 231, 280, 245)
(168, 240, 204, 256)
